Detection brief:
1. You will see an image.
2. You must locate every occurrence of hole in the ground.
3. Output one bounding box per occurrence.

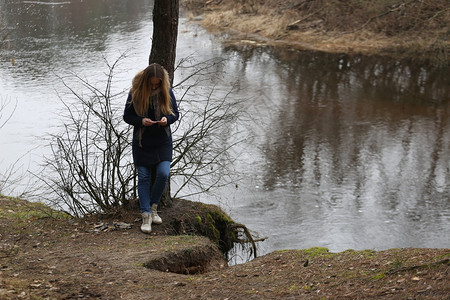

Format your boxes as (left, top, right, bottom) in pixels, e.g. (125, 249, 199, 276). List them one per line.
(143, 244, 226, 275)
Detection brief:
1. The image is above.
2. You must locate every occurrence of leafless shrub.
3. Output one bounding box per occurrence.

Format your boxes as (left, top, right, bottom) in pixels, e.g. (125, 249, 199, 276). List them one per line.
(32, 54, 246, 216)
(0, 98, 21, 195)
(0, 97, 16, 130)
(171, 57, 247, 200)
(33, 54, 135, 217)
(0, 160, 23, 196)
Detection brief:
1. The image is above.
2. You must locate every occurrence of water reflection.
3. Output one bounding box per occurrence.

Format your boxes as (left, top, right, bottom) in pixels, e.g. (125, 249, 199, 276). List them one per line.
(1, 0, 153, 79)
(220, 46, 449, 254)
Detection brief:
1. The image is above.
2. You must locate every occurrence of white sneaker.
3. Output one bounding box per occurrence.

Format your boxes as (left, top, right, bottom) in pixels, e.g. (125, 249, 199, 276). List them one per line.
(151, 204, 162, 224)
(140, 212, 152, 233)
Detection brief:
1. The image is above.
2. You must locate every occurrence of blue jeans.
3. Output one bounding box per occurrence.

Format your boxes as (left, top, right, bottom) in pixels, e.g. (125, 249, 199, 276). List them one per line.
(137, 161, 170, 213)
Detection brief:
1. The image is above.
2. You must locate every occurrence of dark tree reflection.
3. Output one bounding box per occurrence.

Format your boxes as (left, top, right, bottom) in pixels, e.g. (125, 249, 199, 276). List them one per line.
(224, 46, 449, 228)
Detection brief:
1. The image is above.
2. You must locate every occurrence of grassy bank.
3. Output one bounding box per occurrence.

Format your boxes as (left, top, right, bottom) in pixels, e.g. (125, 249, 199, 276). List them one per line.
(183, 0, 449, 67)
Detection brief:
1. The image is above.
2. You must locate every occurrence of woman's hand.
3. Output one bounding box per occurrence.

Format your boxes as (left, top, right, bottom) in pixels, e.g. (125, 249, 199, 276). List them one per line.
(142, 117, 167, 126)
(158, 117, 167, 126)
(142, 118, 157, 126)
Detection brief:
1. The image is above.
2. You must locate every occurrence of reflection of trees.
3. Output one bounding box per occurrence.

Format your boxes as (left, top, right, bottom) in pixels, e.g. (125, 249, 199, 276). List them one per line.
(0, 0, 152, 74)
(0, 10, 8, 48)
(225, 46, 449, 221)
(1, 0, 150, 37)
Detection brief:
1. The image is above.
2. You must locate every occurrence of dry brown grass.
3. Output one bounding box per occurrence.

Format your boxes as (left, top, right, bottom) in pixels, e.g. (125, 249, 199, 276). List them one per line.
(184, 0, 449, 66)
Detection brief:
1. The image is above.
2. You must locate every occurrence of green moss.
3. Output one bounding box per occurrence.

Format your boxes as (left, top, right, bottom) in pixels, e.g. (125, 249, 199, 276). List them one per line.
(203, 213, 221, 243)
(342, 249, 377, 258)
(370, 272, 386, 281)
(0, 197, 70, 220)
(300, 247, 332, 257)
(207, 209, 233, 223)
(434, 253, 450, 261)
(174, 201, 242, 257)
(358, 250, 377, 258)
(195, 215, 202, 224)
(192, 204, 237, 254)
(390, 259, 403, 269)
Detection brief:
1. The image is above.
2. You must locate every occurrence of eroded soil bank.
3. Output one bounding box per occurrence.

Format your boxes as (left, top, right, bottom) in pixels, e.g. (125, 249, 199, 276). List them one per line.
(182, 0, 449, 67)
(1, 197, 449, 299)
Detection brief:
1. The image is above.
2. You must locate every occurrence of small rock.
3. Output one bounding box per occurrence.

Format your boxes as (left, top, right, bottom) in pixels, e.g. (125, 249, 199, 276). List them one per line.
(114, 222, 132, 229)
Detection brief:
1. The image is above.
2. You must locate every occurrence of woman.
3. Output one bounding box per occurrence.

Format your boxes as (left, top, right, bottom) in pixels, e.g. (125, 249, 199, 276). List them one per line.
(123, 63, 179, 234)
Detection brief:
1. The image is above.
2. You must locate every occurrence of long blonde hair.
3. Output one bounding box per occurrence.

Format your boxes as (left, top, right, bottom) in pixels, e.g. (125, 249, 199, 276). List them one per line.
(130, 63, 174, 116)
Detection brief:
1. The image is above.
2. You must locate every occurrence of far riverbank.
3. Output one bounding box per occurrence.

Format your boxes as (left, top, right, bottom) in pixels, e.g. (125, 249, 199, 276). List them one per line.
(182, 0, 449, 67)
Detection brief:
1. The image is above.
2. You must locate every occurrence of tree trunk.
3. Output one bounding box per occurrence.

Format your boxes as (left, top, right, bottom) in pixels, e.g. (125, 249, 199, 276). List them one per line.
(149, 0, 179, 207)
(149, 0, 179, 85)
(160, 177, 172, 208)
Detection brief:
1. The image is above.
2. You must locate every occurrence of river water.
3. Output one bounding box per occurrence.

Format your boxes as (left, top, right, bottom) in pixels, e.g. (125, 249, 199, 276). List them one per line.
(0, 0, 449, 260)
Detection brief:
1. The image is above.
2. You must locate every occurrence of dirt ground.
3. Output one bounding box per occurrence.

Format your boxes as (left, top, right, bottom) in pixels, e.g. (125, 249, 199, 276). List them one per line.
(1, 197, 449, 299)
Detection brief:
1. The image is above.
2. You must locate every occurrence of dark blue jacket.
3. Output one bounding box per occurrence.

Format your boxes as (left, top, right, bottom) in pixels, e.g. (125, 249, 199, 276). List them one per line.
(123, 89, 179, 166)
